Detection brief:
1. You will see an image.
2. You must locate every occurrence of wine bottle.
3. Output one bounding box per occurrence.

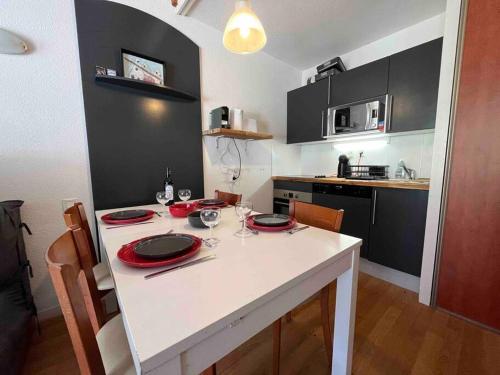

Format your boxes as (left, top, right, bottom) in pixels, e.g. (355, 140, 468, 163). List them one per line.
(164, 168, 174, 206)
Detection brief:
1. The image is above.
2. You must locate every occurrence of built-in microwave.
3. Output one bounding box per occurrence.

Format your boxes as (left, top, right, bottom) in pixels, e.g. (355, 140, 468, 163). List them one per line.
(323, 94, 391, 138)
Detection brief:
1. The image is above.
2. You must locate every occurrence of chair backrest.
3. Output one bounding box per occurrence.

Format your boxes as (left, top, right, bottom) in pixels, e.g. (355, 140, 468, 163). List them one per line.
(64, 202, 97, 266)
(46, 228, 105, 375)
(215, 190, 242, 205)
(289, 200, 344, 233)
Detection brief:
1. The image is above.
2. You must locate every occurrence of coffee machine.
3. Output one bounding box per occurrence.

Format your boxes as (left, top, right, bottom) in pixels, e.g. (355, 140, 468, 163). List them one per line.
(337, 154, 350, 178)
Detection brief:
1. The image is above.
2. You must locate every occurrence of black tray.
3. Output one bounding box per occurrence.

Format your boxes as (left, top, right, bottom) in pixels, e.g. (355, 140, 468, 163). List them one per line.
(108, 209, 149, 220)
(198, 199, 225, 206)
(133, 234, 194, 259)
(252, 214, 291, 227)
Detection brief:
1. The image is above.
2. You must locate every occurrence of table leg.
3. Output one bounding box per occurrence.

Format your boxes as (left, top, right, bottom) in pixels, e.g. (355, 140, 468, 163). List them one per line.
(332, 248, 359, 375)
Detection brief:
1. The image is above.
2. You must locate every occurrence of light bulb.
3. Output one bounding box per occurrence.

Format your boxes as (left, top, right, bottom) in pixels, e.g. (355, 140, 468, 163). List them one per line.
(239, 26, 250, 39)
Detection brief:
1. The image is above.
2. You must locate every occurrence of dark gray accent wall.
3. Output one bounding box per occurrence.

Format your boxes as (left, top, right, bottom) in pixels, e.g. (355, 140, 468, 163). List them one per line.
(74, 0, 203, 210)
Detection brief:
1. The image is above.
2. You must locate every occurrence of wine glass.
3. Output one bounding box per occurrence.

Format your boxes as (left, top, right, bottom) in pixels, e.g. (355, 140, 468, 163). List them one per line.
(234, 201, 254, 237)
(200, 208, 221, 245)
(156, 192, 169, 216)
(178, 189, 191, 202)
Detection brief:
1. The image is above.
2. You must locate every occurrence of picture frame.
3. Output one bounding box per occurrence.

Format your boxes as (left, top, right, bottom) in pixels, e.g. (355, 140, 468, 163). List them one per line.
(121, 49, 166, 86)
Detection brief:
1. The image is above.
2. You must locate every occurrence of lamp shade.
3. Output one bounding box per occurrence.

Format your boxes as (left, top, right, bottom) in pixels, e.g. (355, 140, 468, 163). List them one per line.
(223, 1, 267, 54)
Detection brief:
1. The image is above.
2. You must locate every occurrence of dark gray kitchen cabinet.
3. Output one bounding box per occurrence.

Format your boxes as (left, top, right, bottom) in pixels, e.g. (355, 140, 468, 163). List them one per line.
(287, 78, 329, 144)
(312, 184, 372, 259)
(388, 38, 443, 132)
(330, 57, 389, 106)
(368, 188, 428, 276)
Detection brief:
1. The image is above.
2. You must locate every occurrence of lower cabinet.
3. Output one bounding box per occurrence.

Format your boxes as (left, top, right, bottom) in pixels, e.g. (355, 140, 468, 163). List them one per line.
(368, 188, 429, 276)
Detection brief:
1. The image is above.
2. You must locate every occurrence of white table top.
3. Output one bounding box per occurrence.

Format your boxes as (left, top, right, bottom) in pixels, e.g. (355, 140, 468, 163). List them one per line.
(96, 203, 362, 373)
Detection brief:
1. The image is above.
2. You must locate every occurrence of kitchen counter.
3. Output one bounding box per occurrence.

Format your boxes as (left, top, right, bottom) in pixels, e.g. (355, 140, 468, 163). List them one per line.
(272, 176, 430, 191)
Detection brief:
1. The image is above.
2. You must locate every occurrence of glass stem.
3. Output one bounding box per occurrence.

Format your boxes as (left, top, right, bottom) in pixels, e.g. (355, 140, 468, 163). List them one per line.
(210, 226, 213, 238)
(243, 217, 247, 232)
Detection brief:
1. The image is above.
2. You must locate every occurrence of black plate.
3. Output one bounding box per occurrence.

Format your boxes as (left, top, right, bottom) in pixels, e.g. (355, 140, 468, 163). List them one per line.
(198, 199, 225, 206)
(253, 214, 291, 227)
(108, 209, 149, 220)
(133, 234, 195, 259)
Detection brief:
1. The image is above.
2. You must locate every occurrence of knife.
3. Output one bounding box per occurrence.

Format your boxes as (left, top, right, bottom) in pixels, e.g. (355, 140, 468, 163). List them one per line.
(288, 225, 310, 234)
(144, 254, 216, 279)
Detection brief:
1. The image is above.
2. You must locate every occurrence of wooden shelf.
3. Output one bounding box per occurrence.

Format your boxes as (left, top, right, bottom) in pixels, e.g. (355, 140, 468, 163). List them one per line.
(95, 75, 198, 101)
(202, 128, 273, 140)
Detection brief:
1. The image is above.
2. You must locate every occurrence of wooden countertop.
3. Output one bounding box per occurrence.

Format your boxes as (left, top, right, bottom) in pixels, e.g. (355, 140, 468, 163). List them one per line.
(272, 176, 430, 191)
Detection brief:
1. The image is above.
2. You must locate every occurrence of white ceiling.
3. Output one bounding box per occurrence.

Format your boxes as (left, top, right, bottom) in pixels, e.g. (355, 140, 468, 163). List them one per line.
(187, 0, 446, 69)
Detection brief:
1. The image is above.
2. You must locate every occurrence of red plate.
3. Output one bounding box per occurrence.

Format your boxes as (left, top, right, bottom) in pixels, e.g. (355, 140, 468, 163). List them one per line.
(117, 234, 202, 268)
(102, 210, 155, 225)
(194, 200, 228, 208)
(246, 215, 297, 232)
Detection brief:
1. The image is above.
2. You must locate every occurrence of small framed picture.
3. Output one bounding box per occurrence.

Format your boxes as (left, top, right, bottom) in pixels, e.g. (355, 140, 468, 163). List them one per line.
(121, 49, 166, 85)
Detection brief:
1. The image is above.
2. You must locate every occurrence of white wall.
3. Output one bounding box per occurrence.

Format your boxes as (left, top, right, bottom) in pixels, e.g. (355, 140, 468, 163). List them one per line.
(419, 0, 463, 305)
(278, 13, 446, 179)
(0, 0, 92, 316)
(300, 132, 435, 178)
(0, 0, 300, 316)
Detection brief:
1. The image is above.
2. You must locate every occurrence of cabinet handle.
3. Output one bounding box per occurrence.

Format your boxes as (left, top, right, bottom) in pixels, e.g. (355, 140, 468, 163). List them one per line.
(321, 110, 325, 137)
(328, 76, 332, 105)
(372, 190, 377, 225)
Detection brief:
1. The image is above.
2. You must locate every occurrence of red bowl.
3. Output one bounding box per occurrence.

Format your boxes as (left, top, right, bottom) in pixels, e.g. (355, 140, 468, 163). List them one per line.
(169, 203, 196, 218)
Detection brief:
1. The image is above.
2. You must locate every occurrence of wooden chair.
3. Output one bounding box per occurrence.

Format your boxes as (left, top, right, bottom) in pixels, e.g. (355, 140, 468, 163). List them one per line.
(272, 200, 344, 374)
(46, 227, 134, 375)
(64, 202, 114, 291)
(214, 190, 242, 205)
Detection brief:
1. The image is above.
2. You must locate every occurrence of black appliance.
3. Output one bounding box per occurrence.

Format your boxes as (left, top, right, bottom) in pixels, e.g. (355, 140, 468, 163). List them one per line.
(316, 56, 346, 74)
(337, 154, 350, 178)
(273, 188, 312, 215)
(313, 184, 372, 257)
(209, 106, 229, 129)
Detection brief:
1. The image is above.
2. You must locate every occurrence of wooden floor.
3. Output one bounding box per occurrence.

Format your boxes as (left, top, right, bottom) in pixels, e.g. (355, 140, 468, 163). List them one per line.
(23, 273, 500, 375)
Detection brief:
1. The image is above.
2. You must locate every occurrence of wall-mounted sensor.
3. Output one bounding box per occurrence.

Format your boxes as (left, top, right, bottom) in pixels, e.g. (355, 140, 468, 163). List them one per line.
(0, 28, 28, 54)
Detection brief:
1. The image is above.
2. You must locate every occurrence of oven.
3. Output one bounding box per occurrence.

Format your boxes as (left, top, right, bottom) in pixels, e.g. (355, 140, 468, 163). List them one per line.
(273, 188, 312, 215)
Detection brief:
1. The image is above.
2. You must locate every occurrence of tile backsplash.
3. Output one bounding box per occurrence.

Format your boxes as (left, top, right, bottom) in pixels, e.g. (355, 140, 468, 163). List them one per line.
(299, 132, 434, 178)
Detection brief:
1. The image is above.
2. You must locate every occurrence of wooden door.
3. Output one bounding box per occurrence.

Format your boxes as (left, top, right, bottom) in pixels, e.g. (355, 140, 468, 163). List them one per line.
(436, 0, 500, 330)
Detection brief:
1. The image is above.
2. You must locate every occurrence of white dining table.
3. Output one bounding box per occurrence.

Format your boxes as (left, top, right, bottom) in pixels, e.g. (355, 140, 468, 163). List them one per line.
(96, 203, 361, 375)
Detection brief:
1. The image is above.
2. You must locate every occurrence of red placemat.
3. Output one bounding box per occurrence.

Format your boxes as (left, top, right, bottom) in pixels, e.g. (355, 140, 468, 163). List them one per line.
(117, 234, 202, 268)
(102, 210, 155, 225)
(246, 215, 297, 232)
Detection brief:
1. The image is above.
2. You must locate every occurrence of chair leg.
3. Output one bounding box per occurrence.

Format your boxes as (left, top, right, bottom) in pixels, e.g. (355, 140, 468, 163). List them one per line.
(320, 285, 333, 368)
(285, 311, 292, 322)
(272, 319, 282, 375)
(201, 363, 216, 375)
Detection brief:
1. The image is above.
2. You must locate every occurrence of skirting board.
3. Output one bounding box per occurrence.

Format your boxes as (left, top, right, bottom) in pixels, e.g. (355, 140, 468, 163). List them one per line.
(360, 258, 420, 293)
(38, 305, 62, 321)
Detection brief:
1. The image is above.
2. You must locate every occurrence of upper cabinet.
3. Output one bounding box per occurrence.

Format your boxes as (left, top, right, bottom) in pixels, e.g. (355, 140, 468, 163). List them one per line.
(287, 78, 330, 144)
(286, 39, 443, 143)
(387, 38, 443, 133)
(330, 57, 389, 106)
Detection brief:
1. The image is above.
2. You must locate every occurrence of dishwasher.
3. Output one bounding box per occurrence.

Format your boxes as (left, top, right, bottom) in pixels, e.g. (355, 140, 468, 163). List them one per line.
(313, 183, 372, 258)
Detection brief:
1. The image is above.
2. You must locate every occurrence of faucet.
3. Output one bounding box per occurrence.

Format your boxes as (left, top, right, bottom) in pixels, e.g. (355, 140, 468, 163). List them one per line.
(398, 160, 416, 180)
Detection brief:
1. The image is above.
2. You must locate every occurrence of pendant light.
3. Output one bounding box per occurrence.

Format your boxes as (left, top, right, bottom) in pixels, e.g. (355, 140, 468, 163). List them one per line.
(223, 0, 267, 54)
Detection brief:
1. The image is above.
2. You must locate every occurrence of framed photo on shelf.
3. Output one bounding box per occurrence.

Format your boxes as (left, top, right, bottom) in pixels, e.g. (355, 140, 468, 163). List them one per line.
(121, 49, 165, 85)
